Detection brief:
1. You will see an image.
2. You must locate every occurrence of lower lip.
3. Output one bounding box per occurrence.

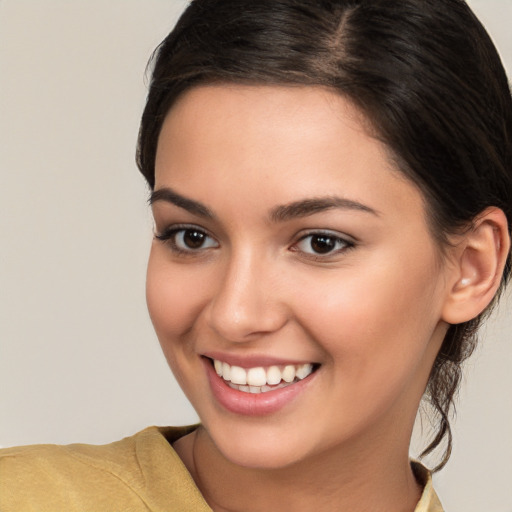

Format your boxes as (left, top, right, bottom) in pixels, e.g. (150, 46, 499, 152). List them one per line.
(204, 359, 316, 416)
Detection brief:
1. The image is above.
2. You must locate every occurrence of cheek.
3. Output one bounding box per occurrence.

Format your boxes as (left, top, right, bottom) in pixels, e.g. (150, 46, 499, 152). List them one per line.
(146, 246, 208, 348)
(292, 252, 444, 383)
(290, 262, 445, 432)
(145, 247, 216, 401)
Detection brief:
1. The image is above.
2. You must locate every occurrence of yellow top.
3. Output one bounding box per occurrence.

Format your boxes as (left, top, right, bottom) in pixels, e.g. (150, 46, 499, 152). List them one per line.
(0, 426, 444, 511)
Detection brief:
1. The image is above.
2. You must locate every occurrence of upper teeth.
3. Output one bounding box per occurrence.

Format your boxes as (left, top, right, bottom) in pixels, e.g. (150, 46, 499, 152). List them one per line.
(213, 359, 314, 387)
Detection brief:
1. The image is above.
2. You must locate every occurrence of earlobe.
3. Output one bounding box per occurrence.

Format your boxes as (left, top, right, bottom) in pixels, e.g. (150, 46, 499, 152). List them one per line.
(442, 207, 510, 325)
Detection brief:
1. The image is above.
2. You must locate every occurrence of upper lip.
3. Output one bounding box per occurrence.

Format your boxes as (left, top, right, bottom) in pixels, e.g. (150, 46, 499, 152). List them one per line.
(202, 351, 318, 369)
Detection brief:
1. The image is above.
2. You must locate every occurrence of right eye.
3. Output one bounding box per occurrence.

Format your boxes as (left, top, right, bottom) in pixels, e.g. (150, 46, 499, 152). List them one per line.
(155, 226, 219, 254)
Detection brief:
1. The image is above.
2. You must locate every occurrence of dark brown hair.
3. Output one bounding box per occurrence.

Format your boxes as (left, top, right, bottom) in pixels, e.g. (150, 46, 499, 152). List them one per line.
(137, 0, 512, 470)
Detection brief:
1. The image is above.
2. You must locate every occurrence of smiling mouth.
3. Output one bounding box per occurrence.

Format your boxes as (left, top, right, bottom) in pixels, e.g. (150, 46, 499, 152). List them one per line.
(208, 358, 319, 394)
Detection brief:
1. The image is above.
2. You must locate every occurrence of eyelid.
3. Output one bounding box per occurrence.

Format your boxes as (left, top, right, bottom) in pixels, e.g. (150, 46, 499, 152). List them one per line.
(291, 229, 356, 257)
(154, 223, 219, 254)
(154, 222, 212, 238)
(294, 228, 356, 244)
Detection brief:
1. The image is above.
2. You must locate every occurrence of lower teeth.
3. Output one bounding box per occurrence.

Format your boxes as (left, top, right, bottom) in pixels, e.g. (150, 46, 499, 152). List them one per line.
(227, 379, 297, 394)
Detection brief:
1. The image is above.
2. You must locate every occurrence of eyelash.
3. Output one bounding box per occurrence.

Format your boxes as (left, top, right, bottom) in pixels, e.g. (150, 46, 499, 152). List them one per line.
(154, 225, 219, 256)
(154, 225, 355, 259)
(291, 231, 355, 260)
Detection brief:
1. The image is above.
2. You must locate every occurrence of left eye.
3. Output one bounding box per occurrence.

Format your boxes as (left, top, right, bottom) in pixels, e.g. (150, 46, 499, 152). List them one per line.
(294, 233, 352, 255)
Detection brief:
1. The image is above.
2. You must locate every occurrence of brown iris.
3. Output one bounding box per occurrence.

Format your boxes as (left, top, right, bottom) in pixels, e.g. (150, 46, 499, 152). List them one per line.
(183, 229, 206, 249)
(310, 235, 336, 254)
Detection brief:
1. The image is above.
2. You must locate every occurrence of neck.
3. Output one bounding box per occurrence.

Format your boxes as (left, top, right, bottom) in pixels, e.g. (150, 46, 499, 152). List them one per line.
(175, 422, 422, 512)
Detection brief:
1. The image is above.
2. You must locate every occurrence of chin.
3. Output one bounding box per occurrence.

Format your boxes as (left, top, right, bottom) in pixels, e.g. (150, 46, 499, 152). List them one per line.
(202, 417, 318, 470)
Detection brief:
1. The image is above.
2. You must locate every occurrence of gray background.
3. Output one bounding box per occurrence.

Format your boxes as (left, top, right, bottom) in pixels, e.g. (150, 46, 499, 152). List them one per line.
(0, 1, 511, 511)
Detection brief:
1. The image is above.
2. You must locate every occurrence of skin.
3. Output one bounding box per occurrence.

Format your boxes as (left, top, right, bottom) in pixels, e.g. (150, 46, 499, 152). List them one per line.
(146, 84, 472, 511)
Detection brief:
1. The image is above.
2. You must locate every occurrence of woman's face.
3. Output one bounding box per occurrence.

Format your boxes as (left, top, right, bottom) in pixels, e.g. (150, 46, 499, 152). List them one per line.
(147, 85, 453, 469)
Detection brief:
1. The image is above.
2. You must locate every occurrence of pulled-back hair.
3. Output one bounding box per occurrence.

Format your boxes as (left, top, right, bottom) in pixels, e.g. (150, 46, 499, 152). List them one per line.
(137, 0, 512, 470)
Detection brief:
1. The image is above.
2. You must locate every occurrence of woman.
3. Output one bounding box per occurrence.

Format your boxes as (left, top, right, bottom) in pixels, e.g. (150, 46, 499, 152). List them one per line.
(1, 0, 511, 510)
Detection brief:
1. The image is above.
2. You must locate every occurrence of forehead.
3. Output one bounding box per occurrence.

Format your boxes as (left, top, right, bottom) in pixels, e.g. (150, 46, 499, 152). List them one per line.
(161, 84, 376, 145)
(154, 84, 425, 224)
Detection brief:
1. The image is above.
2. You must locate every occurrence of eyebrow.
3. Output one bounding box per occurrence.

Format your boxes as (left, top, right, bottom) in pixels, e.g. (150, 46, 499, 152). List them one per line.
(269, 197, 379, 222)
(150, 187, 379, 222)
(149, 188, 215, 219)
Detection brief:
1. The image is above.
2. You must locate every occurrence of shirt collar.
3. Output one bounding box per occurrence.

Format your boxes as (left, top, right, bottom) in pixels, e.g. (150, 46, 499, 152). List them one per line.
(411, 461, 444, 512)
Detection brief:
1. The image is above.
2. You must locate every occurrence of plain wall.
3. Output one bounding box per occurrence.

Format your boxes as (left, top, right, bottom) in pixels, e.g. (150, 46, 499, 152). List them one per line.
(0, 1, 510, 511)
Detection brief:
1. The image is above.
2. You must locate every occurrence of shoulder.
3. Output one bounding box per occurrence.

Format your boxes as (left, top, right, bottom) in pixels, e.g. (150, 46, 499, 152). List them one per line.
(0, 425, 210, 512)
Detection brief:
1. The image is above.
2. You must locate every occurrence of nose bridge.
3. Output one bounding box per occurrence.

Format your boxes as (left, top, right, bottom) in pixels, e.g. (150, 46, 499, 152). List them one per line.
(207, 245, 285, 342)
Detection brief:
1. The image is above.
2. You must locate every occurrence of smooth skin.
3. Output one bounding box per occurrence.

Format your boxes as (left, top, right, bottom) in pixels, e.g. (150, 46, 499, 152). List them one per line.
(146, 85, 509, 512)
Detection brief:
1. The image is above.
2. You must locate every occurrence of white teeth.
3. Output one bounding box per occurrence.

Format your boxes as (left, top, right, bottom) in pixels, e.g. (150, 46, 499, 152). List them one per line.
(266, 366, 282, 385)
(230, 366, 247, 385)
(282, 365, 296, 383)
(296, 363, 313, 380)
(222, 362, 231, 381)
(213, 359, 315, 392)
(247, 367, 267, 386)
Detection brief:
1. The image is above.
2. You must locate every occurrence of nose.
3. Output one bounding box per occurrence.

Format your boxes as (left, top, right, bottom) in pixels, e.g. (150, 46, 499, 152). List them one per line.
(206, 250, 288, 342)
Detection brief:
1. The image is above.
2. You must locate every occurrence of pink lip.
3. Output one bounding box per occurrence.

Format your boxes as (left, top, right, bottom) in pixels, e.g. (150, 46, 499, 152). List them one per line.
(203, 358, 316, 416)
(202, 351, 313, 369)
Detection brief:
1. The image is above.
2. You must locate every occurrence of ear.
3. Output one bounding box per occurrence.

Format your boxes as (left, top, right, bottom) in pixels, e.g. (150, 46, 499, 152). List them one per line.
(442, 207, 510, 324)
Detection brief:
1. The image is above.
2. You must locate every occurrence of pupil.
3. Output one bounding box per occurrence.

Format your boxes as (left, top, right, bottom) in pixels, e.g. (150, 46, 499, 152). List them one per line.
(311, 235, 335, 254)
(184, 230, 205, 249)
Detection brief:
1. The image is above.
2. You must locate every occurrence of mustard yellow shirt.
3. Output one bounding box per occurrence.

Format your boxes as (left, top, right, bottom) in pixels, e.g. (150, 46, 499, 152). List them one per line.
(0, 426, 444, 511)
